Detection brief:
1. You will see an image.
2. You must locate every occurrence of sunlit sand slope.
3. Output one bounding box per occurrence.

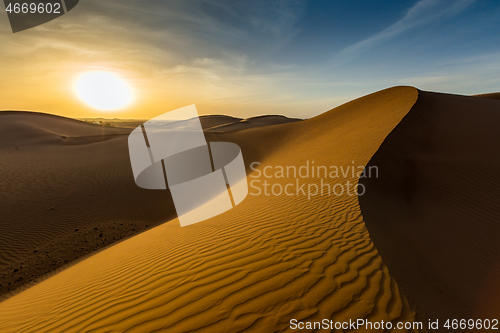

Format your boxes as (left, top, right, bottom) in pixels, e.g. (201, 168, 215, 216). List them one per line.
(0, 87, 423, 332)
(359, 91, 500, 321)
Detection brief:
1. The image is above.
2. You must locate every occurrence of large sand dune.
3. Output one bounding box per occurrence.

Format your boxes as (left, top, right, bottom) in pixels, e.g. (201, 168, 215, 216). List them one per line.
(0, 87, 425, 332)
(359, 91, 500, 321)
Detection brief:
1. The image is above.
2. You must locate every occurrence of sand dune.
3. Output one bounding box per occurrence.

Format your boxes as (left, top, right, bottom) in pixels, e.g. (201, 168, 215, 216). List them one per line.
(0, 112, 301, 299)
(76, 114, 299, 133)
(0, 111, 126, 148)
(0, 87, 425, 332)
(473, 92, 500, 100)
(76, 115, 242, 130)
(199, 115, 243, 129)
(0, 111, 177, 299)
(359, 91, 500, 321)
(204, 115, 301, 132)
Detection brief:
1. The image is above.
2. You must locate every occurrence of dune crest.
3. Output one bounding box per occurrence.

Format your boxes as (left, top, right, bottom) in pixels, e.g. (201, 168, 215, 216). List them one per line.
(473, 92, 500, 101)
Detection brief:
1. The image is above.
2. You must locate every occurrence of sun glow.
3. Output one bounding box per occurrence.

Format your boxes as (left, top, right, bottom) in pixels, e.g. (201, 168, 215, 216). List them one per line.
(74, 71, 134, 111)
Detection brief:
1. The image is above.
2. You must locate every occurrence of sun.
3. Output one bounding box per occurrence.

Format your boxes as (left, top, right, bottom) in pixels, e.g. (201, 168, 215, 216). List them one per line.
(74, 71, 135, 111)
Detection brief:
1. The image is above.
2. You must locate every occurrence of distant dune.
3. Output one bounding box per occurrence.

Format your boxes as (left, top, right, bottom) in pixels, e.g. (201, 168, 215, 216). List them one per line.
(78, 114, 300, 132)
(0, 87, 424, 332)
(199, 115, 243, 129)
(474, 92, 500, 100)
(204, 115, 302, 132)
(359, 91, 500, 321)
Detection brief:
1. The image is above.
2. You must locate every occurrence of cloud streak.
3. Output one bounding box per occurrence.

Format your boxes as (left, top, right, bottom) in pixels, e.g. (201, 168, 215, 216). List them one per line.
(331, 0, 477, 64)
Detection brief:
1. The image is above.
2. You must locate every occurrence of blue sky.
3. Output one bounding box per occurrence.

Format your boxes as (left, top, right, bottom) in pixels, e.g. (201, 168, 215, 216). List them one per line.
(0, 0, 499, 118)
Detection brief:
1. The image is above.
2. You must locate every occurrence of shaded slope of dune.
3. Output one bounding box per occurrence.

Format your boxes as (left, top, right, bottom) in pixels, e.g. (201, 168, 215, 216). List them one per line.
(359, 91, 500, 321)
(0, 87, 423, 332)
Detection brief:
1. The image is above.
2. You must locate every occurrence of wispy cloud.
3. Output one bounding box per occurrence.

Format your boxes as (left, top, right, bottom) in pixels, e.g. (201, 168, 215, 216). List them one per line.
(398, 52, 500, 94)
(331, 0, 477, 64)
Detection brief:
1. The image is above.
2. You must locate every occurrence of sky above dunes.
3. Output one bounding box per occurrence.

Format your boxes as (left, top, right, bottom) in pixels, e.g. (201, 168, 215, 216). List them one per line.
(0, 0, 499, 119)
